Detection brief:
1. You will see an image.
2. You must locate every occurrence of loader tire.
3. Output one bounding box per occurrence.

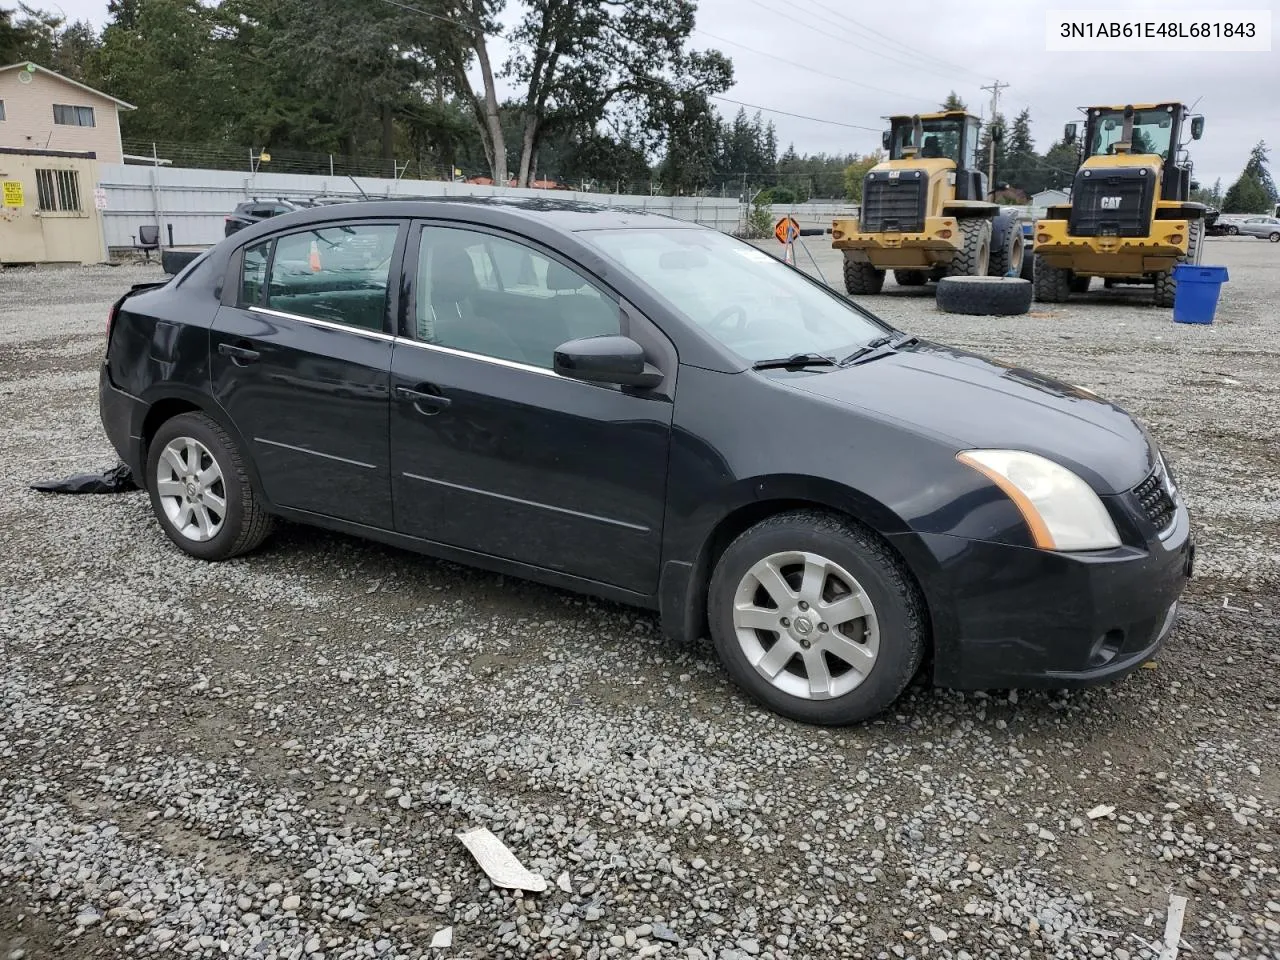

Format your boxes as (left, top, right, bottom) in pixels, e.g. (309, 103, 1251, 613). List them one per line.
(1153, 217, 1204, 307)
(1033, 255, 1072, 303)
(893, 269, 929, 287)
(843, 257, 885, 295)
(988, 214, 1025, 278)
(1019, 248, 1035, 281)
(946, 217, 992, 277)
(935, 276, 1033, 316)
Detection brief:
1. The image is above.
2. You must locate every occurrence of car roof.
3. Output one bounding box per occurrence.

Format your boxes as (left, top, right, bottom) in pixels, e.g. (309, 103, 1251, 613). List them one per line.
(248, 195, 699, 233)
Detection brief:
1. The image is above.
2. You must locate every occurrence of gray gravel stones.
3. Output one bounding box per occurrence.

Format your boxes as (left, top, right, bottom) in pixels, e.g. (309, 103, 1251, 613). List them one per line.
(2, 246, 1279, 958)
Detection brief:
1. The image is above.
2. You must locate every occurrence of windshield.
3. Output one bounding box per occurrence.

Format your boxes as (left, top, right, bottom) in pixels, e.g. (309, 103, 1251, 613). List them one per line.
(1088, 107, 1175, 160)
(890, 118, 963, 162)
(581, 228, 887, 364)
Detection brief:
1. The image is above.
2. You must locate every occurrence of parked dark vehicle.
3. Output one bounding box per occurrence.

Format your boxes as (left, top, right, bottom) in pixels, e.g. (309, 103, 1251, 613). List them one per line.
(224, 197, 351, 237)
(100, 198, 1194, 725)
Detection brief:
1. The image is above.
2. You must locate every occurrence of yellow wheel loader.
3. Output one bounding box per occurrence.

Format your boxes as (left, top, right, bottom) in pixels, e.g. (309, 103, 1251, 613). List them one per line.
(1033, 102, 1206, 307)
(831, 111, 1023, 295)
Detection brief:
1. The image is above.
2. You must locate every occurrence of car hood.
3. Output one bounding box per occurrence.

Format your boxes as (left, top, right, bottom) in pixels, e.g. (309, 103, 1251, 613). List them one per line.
(779, 340, 1156, 494)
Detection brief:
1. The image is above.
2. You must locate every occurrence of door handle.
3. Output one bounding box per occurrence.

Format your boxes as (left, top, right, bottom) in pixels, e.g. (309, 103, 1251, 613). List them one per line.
(396, 384, 452, 412)
(218, 342, 261, 364)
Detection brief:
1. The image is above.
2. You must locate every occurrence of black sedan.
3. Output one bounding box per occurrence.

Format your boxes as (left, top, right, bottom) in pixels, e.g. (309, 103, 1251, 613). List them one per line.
(99, 198, 1193, 725)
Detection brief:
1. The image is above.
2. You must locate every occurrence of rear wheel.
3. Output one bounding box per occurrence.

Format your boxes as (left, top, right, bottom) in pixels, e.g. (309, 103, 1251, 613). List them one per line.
(1153, 217, 1204, 307)
(1227, 225, 1239, 236)
(988, 214, 1025, 278)
(893, 269, 928, 287)
(707, 511, 927, 726)
(946, 218, 992, 277)
(146, 412, 273, 561)
(1270, 232, 1280, 242)
(843, 256, 885, 295)
(1033, 254, 1071, 302)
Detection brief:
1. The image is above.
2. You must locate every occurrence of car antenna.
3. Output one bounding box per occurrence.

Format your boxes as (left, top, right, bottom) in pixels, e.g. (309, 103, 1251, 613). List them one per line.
(348, 175, 370, 200)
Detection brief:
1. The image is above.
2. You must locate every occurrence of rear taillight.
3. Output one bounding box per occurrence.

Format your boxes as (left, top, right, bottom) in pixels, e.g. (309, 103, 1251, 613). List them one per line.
(106, 301, 121, 348)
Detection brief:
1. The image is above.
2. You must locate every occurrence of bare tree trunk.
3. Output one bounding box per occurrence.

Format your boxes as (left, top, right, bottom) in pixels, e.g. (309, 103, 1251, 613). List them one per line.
(473, 31, 506, 184)
(518, 114, 538, 187)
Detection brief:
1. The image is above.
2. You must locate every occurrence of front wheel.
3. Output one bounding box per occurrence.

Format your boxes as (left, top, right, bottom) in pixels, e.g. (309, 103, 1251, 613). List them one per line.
(707, 511, 927, 726)
(1270, 232, 1280, 242)
(146, 412, 273, 561)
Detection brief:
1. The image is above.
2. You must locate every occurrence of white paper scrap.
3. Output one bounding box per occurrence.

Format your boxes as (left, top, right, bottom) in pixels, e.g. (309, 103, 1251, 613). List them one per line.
(455, 827, 548, 892)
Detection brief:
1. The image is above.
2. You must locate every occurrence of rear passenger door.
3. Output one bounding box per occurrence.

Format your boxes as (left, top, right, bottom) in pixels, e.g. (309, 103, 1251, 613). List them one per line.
(211, 219, 406, 528)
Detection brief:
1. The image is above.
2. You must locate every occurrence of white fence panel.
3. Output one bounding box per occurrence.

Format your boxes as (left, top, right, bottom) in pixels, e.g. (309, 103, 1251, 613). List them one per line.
(96, 164, 851, 250)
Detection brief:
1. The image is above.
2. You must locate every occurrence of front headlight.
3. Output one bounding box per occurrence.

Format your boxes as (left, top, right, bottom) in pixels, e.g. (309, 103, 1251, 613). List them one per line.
(957, 449, 1122, 551)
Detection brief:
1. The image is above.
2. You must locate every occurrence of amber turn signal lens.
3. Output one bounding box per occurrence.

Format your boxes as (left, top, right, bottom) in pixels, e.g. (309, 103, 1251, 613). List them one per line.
(937, 229, 952, 239)
(1037, 233, 1050, 244)
(832, 230, 844, 240)
(1169, 234, 1183, 244)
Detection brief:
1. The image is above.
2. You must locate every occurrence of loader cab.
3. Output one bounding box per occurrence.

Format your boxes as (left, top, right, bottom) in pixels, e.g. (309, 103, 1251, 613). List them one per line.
(1074, 103, 1203, 202)
(883, 111, 985, 200)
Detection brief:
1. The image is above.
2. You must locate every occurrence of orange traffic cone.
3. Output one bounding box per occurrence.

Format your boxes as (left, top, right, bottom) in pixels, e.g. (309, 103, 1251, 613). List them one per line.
(309, 240, 321, 273)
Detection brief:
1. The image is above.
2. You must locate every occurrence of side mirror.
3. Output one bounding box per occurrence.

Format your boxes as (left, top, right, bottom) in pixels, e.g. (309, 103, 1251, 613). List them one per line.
(881, 130, 891, 151)
(1190, 116, 1204, 140)
(553, 335, 662, 388)
(1063, 122, 1077, 143)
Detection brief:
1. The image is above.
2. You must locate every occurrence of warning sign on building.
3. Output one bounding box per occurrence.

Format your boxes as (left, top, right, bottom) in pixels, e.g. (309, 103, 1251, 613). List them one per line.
(2, 181, 24, 207)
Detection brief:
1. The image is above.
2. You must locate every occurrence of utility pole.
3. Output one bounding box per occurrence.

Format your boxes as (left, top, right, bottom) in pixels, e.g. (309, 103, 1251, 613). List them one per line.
(980, 80, 1008, 200)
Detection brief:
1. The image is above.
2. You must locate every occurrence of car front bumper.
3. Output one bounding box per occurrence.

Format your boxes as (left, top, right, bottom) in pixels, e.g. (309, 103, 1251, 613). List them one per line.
(891, 501, 1194, 690)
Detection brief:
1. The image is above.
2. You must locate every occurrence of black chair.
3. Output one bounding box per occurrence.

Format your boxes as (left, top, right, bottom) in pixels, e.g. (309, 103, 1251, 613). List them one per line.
(133, 225, 160, 262)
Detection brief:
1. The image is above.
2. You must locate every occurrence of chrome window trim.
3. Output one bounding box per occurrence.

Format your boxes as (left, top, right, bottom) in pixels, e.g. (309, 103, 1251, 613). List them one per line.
(248, 305, 396, 342)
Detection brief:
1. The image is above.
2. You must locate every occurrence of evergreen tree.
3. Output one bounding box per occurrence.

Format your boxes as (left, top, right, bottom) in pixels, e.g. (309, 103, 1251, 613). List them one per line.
(1223, 171, 1269, 214)
(940, 91, 967, 111)
(1244, 140, 1277, 202)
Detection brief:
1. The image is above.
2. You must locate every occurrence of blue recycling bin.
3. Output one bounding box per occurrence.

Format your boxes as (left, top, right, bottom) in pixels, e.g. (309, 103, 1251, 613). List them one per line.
(1172, 265, 1228, 324)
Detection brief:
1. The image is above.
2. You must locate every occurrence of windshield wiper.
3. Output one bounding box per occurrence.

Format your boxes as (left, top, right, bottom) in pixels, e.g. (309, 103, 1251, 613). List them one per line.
(840, 333, 918, 366)
(751, 352, 839, 371)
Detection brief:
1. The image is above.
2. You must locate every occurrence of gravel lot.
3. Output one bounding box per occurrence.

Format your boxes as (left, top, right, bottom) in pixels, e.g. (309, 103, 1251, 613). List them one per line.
(2, 237, 1277, 960)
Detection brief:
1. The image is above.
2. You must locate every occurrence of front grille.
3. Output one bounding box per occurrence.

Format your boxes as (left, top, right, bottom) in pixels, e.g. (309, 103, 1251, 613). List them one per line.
(861, 171, 926, 233)
(1133, 463, 1176, 534)
(1069, 167, 1155, 237)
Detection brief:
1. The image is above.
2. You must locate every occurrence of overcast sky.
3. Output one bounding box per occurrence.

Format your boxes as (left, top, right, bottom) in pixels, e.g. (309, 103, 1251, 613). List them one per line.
(41, 0, 1279, 188)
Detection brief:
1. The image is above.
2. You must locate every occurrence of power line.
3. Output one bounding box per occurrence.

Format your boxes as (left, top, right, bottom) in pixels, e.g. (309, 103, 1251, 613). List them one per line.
(694, 28, 937, 104)
(709, 95, 883, 132)
(371, 0, 487, 34)
(740, 0, 989, 90)
(790, 0, 998, 84)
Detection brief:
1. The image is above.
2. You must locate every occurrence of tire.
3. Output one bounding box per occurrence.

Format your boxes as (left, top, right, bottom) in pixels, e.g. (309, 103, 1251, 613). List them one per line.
(1153, 217, 1204, 307)
(707, 510, 927, 726)
(843, 256, 885, 295)
(945, 217, 992, 277)
(1270, 232, 1280, 242)
(1033, 254, 1072, 302)
(1069, 275, 1091, 294)
(988, 214, 1025, 278)
(893, 269, 928, 287)
(1227, 225, 1239, 236)
(935, 276, 1033, 316)
(1019, 247, 1035, 281)
(145, 412, 273, 561)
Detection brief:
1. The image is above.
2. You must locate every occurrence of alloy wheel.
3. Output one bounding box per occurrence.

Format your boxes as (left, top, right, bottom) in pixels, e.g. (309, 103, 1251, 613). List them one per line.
(732, 550, 880, 700)
(155, 436, 227, 542)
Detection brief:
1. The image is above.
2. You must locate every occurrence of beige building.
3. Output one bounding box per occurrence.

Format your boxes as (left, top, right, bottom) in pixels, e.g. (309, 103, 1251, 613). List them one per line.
(0, 62, 135, 164)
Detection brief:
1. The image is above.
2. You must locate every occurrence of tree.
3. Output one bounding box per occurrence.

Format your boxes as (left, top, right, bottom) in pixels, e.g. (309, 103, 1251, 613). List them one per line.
(0, 5, 36, 62)
(977, 112, 1007, 191)
(1036, 136, 1081, 193)
(1223, 171, 1270, 214)
(1191, 177, 1223, 209)
(655, 91, 719, 195)
(843, 151, 883, 202)
(1244, 140, 1277, 203)
(940, 91, 966, 111)
(1002, 108, 1036, 193)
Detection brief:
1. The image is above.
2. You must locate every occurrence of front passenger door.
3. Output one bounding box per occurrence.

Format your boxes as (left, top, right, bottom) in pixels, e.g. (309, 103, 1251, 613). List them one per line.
(389, 223, 674, 593)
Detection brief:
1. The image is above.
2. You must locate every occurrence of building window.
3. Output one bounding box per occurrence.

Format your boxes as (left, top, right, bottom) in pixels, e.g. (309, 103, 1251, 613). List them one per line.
(52, 104, 95, 127)
(35, 169, 82, 212)
(0, 100, 6, 122)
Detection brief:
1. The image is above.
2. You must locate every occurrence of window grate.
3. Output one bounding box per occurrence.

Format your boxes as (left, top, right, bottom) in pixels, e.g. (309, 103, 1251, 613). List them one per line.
(35, 168, 82, 212)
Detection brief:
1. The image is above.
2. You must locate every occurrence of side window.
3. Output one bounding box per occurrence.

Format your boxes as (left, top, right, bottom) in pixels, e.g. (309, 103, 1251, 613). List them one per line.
(241, 239, 271, 305)
(262, 224, 399, 332)
(413, 226, 619, 369)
